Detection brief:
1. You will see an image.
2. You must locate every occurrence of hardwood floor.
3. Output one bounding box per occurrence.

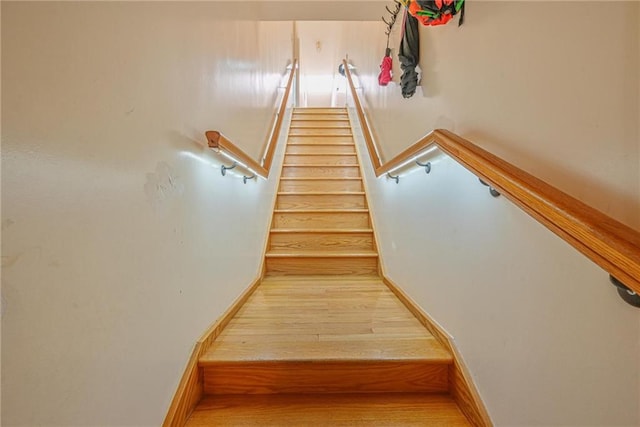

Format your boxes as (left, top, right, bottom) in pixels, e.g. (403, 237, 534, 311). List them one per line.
(185, 108, 471, 426)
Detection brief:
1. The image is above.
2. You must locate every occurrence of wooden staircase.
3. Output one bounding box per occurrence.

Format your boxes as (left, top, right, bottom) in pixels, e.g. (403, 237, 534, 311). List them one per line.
(184, 108, 472, 425)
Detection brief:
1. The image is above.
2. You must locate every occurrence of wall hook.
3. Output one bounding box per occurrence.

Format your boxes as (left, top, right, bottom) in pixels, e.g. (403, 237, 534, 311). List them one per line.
(387, 172, 400, 184)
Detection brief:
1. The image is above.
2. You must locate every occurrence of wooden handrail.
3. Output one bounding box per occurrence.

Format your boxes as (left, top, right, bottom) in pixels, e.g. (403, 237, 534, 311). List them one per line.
(342, 59, 640, 295)
(205, 59, 297, 179)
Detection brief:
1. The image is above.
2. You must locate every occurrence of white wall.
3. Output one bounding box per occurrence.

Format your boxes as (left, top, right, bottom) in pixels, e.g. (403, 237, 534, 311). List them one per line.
(1, 3, 291, 425)
(344, 1, 640, 229)
(340, 1, 640, 425)
(297, 21, 347, 107)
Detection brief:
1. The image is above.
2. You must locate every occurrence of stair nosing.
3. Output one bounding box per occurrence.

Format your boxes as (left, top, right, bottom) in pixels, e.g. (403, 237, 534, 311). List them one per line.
(273, 209, 369, 213)
(279, 177, 362, 181)
(284, 153, 357, 156)
(282, 164, 359, 167)
(270, 228, 374, 233)
(277, 191, 365, 195)
(265, 251, 378, 258)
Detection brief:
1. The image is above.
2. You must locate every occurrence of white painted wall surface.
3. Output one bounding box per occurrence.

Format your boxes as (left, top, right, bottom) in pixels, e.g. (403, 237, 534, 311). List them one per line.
(343, 1, 640, 229)
(298, 21, 344, 107)
(1, 3, 292, 425)
(341, 1, 640, 425)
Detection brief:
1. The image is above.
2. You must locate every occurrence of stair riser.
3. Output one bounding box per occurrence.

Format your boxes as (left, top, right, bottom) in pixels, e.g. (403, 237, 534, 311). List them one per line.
(272, 212, 370, 229)
(290, 120, 350, 128)
(270, 233, 374, 251)
(291, 114, 349, 121)
(276, 194, 366, 210)
(265, 257, 378, 276)
(287, 136, 354, 144)
(286, 145, 355, 155)
(289, 128, 352, 136)
(203, 361, 449, 394)
(281, 166, 360, 178)
(293, 108, 346, 114)
(284, 154, 358, 165)
(279, 180, 363, 192)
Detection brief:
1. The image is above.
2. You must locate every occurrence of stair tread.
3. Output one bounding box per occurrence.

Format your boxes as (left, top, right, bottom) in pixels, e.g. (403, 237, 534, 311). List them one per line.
(186, 393, 470, 426)
(200, 339, 451, 363)
(201, 277, 450, 364)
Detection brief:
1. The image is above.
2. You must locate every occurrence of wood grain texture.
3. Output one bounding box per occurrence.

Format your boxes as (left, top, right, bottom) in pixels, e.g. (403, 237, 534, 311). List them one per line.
(284, 154, 358, 165)
(286, 144, 355, 154)
(265, 253, 379, 276)
(272, 210, 370, 229)
(279, 177, 363, 192)
(186, 393, 471, 426)
(287, 135, 354, 144)
(281, 165, 361, 178)
(343, 57, 640, 294)
(203, 361, 449, 394)
(177, 107, 492, 426)
(290, 120, 351, 128)
(289, 128, 353, 136)
(269, 230, 375, 251)
(276, 193, 367, 209)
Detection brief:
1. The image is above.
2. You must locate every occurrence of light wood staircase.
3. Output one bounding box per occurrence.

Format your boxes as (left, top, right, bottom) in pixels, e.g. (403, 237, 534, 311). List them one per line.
(184, 108, 473, 425)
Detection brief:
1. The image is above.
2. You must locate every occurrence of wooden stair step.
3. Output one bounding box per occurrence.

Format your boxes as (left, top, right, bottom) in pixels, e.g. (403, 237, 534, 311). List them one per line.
(186, 393, 471, 426)
(275, 193, 367, 210)
(265, 251, 378, 276)
(281, 165, 361, 178)
(290, 120, 350, 128)
(291, 114, 349, 121)
(289, 128, 352, 136)
(202, 339, 451, 363)
(200, 361, 449, 394)
(272, 210, 371, 229)
(286, 144, 355, 154)
(284, 154, 358, 165)
(265, 250, 378, 257)
(287, 136, 354, 144)
(293, 108, 347, 113)
(269, 229, 375, 251)
(279, 177, 363, 192)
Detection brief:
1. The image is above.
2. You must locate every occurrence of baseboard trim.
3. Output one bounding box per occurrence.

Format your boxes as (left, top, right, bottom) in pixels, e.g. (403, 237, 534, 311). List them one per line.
(162, 277, 262, 427)
(382, 276, 493, 427)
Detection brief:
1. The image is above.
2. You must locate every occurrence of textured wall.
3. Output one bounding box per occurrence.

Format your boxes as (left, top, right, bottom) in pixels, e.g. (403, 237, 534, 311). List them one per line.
(1, 2, 291, 425)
